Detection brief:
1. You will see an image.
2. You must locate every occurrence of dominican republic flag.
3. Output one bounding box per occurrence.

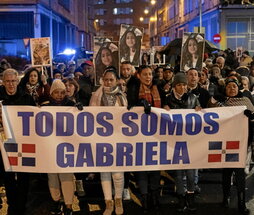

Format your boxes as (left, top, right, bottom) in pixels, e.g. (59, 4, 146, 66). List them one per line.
(4, 143, 36, 167)
(208, 141, 240, 163)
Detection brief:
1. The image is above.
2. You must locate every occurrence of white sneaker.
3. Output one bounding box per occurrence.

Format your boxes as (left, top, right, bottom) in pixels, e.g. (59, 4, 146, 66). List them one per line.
(123, 188, 131, 200)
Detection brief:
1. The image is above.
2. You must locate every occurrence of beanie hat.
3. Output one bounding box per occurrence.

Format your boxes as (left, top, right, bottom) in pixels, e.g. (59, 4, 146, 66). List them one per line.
(224, 77, 239, 87)
(50, 79, 66, 95)
(172, 73, 187, 87)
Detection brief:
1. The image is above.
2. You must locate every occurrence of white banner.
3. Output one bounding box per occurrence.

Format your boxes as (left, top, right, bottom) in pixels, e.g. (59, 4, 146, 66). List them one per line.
(1, 106, 248, 173)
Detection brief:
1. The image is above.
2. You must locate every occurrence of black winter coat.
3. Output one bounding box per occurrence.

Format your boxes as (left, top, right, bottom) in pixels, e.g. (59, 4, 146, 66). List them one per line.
(0, 85, 36, 106)
(165, 91, 200, 109)
(126, 76, 165, 108)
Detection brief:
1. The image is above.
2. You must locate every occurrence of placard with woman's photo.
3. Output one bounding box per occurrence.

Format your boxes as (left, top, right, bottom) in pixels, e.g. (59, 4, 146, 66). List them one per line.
(140, 49, 151, 65)
(180, 33, 205, 72)
(151, 46, 165, 65)
(119, 24, 144, 66)
(94, 38, 119, 86)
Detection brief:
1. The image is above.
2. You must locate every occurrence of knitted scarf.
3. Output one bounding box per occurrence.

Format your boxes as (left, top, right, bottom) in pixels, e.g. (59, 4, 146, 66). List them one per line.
(26, 82, 40, 104)
(101, 86, 127, 106)
(139, 83, 161, 108)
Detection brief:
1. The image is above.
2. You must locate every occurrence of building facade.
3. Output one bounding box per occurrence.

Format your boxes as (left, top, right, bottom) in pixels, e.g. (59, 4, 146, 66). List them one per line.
(94, 0, 150, 48)
(0, 0, 94, 57)
(149, 0, 254, 53)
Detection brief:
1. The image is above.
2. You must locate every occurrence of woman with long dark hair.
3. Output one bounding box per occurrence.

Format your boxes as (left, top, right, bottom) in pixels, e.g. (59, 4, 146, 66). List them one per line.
(120, 26, 142, 66)
(19, 67, 50, 105)
(95, 43, 119, 85)
(181, 33, 204, 72)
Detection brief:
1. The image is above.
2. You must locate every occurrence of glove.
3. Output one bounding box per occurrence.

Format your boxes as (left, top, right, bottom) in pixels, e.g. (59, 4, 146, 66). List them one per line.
(127, 105, 133, 111)
(244, 109, 254, 119)
(140, 99, 151, 114)
(213, 94, 226, 103)
(75, 102, 83, 111)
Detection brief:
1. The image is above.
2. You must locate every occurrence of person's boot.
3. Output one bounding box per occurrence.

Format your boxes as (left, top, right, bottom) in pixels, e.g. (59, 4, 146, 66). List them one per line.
(63, 208, 73, 215)
(151, 190, 160, 209)
(222, 195, 230, 208)
(103, 200, 114, 215)
(238, 192, 250, 215)
(186, 193, 197, 212)
(141, 194, 149, 213)
(177, 194, 186, 212)
(115, 198, 124, 215)
(50, 201, 62, 215)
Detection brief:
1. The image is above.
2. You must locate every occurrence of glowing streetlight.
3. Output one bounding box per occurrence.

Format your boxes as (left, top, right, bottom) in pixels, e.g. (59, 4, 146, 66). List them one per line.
(150, 17, 156, 22)
(144, 9, 149, 14)
(140, 17, 144, 22)
(151, 0, 156, 5)
(95, 19, 99, 23)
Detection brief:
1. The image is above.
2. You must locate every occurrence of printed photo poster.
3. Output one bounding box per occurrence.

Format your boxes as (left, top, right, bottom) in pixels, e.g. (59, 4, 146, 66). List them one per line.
(236, 46, 243, 62)
(140, 49, 151, 65)
(151, 46, 165, 65)
(30, 37, 51, 66)
(119, 24, 144, 66)
(94, 38, 119, 86)
(180, 33, 205, 72)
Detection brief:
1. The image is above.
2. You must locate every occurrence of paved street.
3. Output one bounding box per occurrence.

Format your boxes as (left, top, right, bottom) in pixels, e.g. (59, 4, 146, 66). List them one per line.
(0, 168, 254, 215)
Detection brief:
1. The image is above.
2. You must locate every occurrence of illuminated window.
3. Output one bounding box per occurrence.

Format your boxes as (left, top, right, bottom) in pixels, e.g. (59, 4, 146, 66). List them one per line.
(113, 8, 133, 15)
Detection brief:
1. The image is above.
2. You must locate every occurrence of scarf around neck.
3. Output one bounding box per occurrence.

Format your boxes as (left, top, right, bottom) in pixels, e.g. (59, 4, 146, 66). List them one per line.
(101, 86, 127, 106)
(26, 82, 40, 103)
(139, 83, 161, 108)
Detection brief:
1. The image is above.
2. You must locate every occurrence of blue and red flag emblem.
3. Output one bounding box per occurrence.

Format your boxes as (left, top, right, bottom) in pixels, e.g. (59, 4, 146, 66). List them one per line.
(4, 143, 36, 167)
(208, 141, 239, 163)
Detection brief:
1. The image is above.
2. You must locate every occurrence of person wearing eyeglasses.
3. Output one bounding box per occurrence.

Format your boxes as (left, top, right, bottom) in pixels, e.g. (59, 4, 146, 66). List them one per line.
(0, 68, 35, 215)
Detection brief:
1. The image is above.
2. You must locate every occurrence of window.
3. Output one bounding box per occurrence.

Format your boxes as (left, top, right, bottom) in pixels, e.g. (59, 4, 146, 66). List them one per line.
(95, 0, 105, 4)
(158, 11, 165, 27)
(113, 18, 133, 24)
(184, 0, 194, 14)
(58, 0, 70, 10)
(169, 5, 175, 19)
(99, 19, 107, 26)
(95, 9, 107, 15)
(226, 18, 248, 51)
(113, 8, 133, 15)
(115, 0, 133, 3)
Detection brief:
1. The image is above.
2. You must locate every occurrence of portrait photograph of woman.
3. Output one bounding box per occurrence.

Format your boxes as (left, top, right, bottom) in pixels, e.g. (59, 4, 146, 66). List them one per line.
(152, 46, 165, 65)
(140, 50, 151, 65)
(119, 24, 143, 66)
(94, 41, 119, 86)
(180, 33, 205, 72)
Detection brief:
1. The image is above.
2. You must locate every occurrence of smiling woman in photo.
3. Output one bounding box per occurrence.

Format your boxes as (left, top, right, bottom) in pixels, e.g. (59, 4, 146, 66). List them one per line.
(181, 33, 204, 72)
(120, 26, 143, 66)
(95, 42, 119, 85)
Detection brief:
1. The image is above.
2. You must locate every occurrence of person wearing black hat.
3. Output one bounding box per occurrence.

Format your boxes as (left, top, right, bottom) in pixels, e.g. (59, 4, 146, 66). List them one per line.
(157, 65, 175, 98)
(164, 72, 201, 212)
(208, 76, 252, 215)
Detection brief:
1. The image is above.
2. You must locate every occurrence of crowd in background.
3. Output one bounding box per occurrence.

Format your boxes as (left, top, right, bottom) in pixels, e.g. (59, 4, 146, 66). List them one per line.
(0, 47, 253, 215)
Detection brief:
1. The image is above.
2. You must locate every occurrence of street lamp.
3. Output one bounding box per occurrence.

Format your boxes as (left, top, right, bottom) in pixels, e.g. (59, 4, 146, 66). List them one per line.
(151, 0, 156, 5)
(140, 17, 144, 22)
(144, 9, 149, 14)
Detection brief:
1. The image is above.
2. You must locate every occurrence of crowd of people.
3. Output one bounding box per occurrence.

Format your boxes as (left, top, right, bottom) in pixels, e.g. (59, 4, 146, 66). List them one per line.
(0, 47, 253, 215)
